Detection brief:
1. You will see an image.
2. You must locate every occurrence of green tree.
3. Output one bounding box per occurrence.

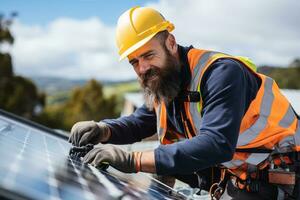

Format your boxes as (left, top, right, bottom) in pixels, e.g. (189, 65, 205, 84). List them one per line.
(0, 13, 45, 118)
(33, 104, 65, 129)
(0, 13, 118, 131)
(258, 58, 300, 89)
(0, 13, 14, 79)
(0, 76, 46, 118)
(36, 79, 118, 131)
(0, 13, 15, 44)
(0, 53, 13, 78)
(63, 79, 118, 130)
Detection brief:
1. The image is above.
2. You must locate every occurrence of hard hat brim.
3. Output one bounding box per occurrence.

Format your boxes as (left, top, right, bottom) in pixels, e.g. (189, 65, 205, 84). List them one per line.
(118, 32, 157, 61)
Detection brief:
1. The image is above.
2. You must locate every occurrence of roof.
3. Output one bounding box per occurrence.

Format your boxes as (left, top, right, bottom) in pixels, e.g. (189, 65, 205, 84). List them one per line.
(0, 109, 188, 200)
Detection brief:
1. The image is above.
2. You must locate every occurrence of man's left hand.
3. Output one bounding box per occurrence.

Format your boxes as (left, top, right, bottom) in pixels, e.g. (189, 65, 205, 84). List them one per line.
(83, 144, 140, 173)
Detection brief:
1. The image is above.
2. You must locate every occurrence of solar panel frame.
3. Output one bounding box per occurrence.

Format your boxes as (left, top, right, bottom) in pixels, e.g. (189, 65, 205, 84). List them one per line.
(0, 109, 69, 140)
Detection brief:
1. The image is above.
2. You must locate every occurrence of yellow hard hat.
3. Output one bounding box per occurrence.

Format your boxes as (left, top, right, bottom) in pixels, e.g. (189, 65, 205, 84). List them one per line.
(116, 6, 175, 60)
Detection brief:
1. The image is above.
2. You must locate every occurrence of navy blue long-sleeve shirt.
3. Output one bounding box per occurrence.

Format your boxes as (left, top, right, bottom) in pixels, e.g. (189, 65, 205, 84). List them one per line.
(103, 45, 260, 175)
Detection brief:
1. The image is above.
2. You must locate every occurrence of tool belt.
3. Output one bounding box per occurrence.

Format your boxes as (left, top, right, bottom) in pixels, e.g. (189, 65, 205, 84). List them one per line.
(209, 151, 300, 200)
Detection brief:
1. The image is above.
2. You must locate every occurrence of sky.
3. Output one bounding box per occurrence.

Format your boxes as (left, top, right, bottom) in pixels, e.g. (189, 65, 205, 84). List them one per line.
(1, 0, 300, 81)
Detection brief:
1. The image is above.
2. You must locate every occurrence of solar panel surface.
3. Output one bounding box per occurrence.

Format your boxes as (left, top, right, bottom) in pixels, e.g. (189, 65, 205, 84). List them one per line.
(0, 109, 188, 200)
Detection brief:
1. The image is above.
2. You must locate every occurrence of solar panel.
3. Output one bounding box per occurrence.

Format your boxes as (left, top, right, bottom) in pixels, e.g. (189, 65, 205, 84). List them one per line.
(0, 109, 188, 200)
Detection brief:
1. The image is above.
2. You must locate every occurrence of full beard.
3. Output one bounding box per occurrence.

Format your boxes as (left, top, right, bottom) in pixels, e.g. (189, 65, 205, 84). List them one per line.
(139, 51, 182, 111)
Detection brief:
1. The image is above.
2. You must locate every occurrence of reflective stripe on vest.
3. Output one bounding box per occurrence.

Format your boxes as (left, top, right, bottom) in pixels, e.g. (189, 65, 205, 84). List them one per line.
(236, 77, 275, 147)
(188, 51, 219, 134)
(223, 153, 270, 168)
(155, 103, 186, 144)
(155, 105, 162, 137)
(278, 119, 300, 151)
(236, 77, 297, 148)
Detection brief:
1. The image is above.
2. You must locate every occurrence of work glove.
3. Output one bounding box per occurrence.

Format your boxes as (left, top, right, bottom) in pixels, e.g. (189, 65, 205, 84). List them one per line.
(83, 144, 142, 173)
(68, 121, 111, 147)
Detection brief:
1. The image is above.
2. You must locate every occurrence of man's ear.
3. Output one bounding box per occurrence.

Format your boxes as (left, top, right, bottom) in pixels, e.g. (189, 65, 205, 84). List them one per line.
(165, 33, 177, 55)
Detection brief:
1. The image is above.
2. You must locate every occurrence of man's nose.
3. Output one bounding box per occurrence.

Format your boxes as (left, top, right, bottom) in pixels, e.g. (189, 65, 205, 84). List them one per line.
(138, 60, 150, 75)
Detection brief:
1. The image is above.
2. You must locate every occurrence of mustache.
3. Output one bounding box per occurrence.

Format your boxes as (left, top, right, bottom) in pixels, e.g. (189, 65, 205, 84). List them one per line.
(140, 67, 160, 86)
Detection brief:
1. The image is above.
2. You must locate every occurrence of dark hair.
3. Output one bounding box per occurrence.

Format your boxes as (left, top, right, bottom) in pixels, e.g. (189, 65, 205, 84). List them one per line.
(153, 30, 169, 47)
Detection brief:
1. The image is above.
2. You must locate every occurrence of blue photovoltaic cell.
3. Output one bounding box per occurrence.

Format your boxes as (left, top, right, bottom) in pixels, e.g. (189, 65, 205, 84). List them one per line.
(0, 110, 187, 200)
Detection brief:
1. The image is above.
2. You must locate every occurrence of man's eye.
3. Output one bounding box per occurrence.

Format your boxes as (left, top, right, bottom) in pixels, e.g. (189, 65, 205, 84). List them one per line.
(131, 61, 138, 68)
(145, 53, 154, 59)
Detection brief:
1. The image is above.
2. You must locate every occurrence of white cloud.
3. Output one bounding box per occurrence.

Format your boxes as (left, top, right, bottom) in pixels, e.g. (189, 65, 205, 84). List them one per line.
(7, 0, 300, 80)
(10, 17, 135, 80)
(147, 0, 300, 66)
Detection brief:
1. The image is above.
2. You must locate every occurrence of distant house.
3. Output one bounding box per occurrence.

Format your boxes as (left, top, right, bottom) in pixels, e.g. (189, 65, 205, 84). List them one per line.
(121, 92, 158, 141)
(121, 92, 144, 116)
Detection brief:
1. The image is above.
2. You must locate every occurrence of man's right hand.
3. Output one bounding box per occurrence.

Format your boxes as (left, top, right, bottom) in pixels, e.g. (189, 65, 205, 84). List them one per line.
(68, 121, 111, 146)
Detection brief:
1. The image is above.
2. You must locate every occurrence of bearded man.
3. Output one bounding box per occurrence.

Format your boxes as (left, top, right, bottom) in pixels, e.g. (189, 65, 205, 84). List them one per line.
(69, 6, 300, 200)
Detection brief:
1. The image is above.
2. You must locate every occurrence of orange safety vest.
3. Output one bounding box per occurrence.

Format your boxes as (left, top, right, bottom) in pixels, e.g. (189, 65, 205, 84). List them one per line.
(154, 49, 300, 180)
